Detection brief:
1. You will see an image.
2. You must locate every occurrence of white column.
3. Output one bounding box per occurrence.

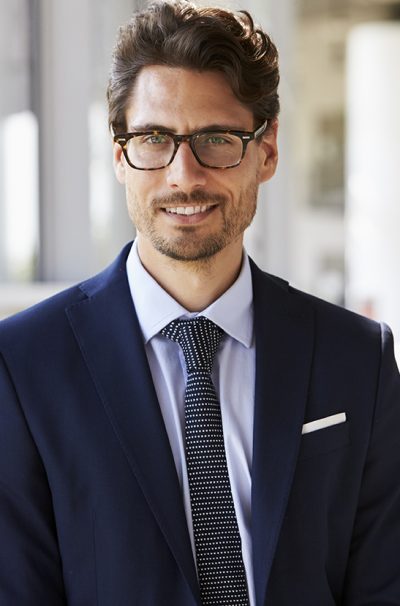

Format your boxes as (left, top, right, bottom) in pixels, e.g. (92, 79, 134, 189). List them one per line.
(0, 123, 6, 278)
(0, 0, 32, 280)
(244, 0, 297, 280)
(346, 23, 400, 341)
(36, 0, 92, 280)
(88, 0, 138, 272)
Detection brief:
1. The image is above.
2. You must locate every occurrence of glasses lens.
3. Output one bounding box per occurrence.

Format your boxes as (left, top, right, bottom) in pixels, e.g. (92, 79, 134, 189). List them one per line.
(126, 133, 174, 169)
(193, 132, 243, 168)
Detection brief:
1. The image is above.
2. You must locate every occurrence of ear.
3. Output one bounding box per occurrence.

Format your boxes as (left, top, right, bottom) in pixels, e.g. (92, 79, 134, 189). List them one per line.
(113, 141, 127, 184)
(257, 119, 279, 183)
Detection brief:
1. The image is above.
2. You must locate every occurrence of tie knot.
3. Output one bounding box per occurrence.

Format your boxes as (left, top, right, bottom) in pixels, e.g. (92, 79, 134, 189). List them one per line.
(161, 316, 224, 372)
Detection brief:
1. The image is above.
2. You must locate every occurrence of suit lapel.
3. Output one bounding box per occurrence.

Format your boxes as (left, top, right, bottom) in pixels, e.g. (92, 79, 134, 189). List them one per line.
(66, 246, 201, 604)
(250, 262, 314, 606)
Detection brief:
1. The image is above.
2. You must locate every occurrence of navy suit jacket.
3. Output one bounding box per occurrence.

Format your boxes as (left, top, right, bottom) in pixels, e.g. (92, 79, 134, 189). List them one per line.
(1, 243, 400, 605)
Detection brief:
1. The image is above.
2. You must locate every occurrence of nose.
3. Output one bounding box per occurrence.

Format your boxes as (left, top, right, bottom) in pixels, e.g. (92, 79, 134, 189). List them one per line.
(166, 141, 207, 192)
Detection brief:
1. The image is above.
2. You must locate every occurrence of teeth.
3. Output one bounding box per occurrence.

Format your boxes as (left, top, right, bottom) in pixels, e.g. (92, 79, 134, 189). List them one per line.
(166, 205, 212, 215)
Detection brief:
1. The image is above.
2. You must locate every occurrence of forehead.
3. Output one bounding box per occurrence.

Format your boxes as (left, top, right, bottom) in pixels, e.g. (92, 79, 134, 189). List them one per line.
(125, 65, 254, 130)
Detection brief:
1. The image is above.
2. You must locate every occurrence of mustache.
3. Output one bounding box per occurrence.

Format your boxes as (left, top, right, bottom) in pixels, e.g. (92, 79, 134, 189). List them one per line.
(153, 190, 227, 207)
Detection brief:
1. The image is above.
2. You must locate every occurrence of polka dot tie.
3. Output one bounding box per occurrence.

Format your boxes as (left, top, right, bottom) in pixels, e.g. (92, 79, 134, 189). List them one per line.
(161, 317, 249, 605)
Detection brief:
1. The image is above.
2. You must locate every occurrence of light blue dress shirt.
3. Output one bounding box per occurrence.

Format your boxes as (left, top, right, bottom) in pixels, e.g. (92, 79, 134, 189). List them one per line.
(126, 240, 256, 605)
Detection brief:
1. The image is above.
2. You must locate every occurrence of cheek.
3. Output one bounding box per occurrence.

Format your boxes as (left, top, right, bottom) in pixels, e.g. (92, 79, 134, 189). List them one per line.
(126, 174, 144, 199)
(222, 165, 258, 199)
(125, 176, 155, 217)
(127, 171, 163, 197)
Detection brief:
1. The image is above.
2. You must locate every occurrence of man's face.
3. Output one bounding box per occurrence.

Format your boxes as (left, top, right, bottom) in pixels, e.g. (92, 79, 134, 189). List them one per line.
(113, 66, 278, 265)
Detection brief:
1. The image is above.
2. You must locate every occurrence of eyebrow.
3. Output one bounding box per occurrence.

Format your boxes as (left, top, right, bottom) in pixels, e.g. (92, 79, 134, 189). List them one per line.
(128, 122, 249, 133)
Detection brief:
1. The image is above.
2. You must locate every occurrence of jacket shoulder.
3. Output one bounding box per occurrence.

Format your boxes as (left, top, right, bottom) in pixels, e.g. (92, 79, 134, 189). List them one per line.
(0, 243, 132, 348)
(251, 260, 382, 344)
(0, 284, 86, 348)
(289, 284, 381, 340)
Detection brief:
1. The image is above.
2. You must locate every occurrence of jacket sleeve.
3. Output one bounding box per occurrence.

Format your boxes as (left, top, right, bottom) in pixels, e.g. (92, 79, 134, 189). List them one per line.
(0, 353, 67, 605)
(343, 323, 400, 604)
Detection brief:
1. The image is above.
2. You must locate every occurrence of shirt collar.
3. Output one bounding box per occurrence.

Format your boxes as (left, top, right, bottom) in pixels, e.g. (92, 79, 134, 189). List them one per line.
(126, 240, 254, 348)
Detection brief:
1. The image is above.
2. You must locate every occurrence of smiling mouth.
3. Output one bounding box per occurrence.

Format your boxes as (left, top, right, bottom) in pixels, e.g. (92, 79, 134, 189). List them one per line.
(164, 204, 216, 216)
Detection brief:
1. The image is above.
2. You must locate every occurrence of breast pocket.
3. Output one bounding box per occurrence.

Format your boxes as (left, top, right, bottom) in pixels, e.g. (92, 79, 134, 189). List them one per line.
(298, 421, 350, 461)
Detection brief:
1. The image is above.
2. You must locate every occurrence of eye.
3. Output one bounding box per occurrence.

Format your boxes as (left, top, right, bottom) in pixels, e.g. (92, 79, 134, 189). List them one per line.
(140, 133, 170, 145)
(203, 135, 231, 145)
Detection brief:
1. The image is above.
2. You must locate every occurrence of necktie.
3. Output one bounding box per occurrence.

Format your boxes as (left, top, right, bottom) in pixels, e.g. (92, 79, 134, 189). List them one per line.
(161, 317, 249, 605)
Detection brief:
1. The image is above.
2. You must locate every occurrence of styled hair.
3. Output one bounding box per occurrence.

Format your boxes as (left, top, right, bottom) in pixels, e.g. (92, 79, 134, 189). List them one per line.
(107, 0, 280, 133)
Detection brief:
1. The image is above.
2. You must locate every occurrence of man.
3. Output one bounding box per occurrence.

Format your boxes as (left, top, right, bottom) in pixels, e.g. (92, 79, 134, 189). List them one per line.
(0, 1, 399, 604)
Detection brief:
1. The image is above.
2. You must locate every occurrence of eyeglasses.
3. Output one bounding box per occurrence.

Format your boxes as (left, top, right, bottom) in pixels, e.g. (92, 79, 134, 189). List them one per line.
(113, 120, 269, 170)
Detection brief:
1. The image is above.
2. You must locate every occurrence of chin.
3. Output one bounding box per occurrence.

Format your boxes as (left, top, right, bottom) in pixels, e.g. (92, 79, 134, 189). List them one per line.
(153, 235, 227, 262)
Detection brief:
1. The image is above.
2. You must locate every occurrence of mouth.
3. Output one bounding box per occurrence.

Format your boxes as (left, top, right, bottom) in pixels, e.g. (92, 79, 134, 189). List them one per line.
(163, 204, 216, 216)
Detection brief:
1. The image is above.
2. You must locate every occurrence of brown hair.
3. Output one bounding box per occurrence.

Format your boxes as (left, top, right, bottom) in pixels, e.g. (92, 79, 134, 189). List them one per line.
(107, 0, 280, 133)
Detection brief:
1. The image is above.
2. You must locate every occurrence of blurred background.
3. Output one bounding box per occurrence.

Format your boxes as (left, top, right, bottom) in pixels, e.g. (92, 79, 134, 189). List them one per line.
(0, 0, 399, 357)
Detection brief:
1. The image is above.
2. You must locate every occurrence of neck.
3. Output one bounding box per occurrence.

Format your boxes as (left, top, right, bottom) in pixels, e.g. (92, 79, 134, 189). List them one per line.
(136, 237, 244, 312)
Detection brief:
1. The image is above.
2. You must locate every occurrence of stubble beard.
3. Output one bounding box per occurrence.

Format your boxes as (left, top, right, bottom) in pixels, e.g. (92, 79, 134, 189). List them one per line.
(128, 183, 259, 263)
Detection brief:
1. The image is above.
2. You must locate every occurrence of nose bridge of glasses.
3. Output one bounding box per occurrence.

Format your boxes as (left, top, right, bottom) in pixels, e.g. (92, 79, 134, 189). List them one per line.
(172, 133, 200, 163)
(174, 133, 195, 147)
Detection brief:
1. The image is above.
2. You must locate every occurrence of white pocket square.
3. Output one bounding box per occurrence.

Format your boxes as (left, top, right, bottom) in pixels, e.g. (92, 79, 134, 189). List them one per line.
(302, 412, 347, 435)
